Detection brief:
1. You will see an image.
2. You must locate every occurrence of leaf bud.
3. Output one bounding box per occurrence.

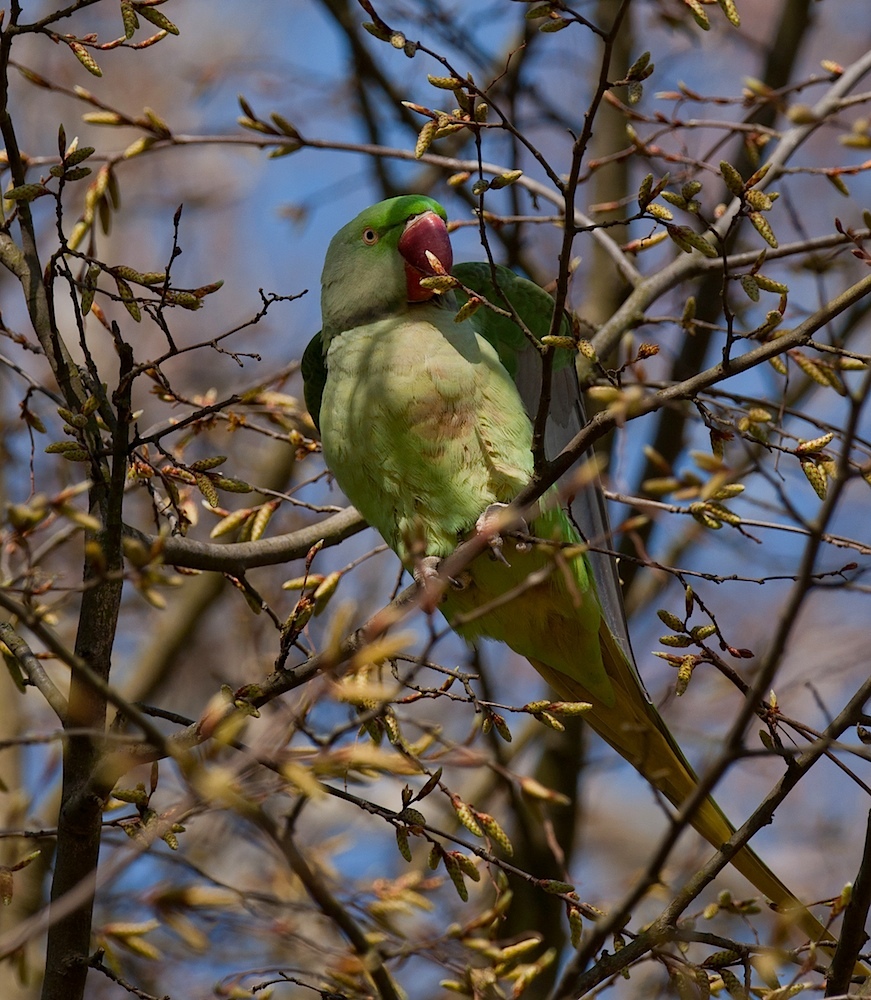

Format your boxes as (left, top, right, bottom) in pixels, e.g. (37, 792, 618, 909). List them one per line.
(541, 879, 575, 895)
(68, 42, 102, 77)
(656, 609, 685, 632)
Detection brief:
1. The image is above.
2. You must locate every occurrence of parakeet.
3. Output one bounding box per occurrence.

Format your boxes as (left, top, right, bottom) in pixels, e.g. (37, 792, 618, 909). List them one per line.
(302, 195, 829, 946)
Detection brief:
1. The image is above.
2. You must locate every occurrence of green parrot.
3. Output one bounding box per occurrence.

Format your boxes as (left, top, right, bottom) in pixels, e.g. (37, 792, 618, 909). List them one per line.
(302, 195, 829, 946)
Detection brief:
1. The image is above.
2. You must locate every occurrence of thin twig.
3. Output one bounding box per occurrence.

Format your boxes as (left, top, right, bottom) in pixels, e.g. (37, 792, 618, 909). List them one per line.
(0, 622, 68, 721)
(258, 811, 404, 1000)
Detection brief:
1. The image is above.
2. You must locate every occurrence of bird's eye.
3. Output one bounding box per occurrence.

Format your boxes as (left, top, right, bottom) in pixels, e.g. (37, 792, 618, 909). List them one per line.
(361, 228, 379, 245)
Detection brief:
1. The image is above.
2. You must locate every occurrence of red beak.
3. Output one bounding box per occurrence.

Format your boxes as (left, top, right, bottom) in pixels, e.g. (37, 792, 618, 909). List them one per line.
(397, 211, 454, 302)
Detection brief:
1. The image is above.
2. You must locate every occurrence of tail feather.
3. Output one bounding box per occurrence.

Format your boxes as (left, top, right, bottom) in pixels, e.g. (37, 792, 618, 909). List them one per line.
(529, 620, 832, 948)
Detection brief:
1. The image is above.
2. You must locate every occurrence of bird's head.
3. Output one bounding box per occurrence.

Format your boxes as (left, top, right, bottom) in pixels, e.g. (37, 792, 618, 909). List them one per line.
(320, 195, 453, 342)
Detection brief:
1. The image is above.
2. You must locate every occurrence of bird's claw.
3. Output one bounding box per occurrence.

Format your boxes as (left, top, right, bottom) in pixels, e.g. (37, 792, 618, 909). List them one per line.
(413, 556, 444, 613)
(413, 557, 471, 611)
(414, 555, 442, 587)
(475, 503, 530, 563)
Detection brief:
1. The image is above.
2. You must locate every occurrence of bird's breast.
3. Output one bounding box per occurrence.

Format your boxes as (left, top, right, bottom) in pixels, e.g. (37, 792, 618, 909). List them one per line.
(320, 311, 532, 561)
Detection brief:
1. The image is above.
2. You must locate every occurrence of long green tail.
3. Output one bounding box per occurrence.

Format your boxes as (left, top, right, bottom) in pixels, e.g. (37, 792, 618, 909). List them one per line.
(530, 620, 833, 949)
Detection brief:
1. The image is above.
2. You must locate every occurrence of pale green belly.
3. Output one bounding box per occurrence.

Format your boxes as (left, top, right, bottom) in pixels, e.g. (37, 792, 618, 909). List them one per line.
(320, 311, 532, 563)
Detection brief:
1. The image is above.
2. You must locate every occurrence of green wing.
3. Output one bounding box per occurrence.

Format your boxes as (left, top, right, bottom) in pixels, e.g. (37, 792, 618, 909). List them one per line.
(454, 261, 633, 657)
(452, 261, 573, 379)
(301, 330, 326, 432)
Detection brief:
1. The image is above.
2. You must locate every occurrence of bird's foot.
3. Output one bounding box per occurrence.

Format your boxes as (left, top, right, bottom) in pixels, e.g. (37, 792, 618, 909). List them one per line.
(414, 555, 442, 588)
(475, 503, 530, 563)
(413, 557, 471, 611)
(414, 556, 444, 614)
